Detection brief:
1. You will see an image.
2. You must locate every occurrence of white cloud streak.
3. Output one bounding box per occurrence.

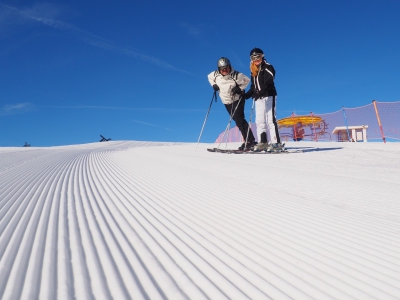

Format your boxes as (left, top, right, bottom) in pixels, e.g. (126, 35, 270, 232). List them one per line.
(1, 102, 34, 115)
(132, 119, 173, 131)
(179, 22, 211, 48)
(40, 105, 203, 113)
(180, 22, 202, 39)
(0, 2, 194, 75)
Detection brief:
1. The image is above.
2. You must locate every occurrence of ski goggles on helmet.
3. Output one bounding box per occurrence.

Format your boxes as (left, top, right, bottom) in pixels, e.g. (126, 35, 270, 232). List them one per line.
(250, 54, 263, 61)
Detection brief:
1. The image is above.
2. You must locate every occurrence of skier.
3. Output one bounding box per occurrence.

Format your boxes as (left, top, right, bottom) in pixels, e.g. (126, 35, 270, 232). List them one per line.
(244, 48, 283, 151)
(208, 57, 256, 150)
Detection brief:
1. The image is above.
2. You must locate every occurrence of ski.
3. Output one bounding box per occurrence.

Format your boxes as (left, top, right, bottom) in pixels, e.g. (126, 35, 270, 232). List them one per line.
(207, 148, 301, 154)
(207, 148, 247, 154)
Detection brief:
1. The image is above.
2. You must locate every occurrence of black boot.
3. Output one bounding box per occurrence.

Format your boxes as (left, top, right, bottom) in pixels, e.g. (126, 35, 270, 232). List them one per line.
(260, 132, 267, 143)
(238, 140, 257, 151)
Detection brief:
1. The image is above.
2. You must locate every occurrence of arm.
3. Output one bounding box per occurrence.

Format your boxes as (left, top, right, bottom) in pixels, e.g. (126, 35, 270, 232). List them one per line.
(207, 71, 217, 86)
(230, 72, 250, 95)
(243, 81, 255, 99)
(207, 71, 220, 91)
(236, 73, 251, 90)
(259, 64, 275, 95)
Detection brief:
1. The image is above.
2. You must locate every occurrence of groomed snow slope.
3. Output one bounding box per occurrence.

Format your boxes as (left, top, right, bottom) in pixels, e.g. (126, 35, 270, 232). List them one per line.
(1, 141, 399, 300)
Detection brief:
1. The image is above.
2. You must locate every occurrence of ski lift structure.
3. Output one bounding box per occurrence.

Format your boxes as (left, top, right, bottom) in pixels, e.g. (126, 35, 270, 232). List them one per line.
(100, 135, 111, 142)
(277, 113, 329, 141)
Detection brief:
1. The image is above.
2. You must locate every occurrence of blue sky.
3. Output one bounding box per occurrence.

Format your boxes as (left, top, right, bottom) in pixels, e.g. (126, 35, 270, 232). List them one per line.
(1, 0, 399, 146)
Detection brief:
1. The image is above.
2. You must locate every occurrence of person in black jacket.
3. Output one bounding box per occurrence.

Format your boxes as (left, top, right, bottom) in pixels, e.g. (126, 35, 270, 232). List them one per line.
(244, 48, 283, 151)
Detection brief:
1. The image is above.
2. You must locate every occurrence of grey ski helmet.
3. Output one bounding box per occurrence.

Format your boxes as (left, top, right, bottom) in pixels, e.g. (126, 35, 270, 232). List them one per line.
(217, 57, 231, 69)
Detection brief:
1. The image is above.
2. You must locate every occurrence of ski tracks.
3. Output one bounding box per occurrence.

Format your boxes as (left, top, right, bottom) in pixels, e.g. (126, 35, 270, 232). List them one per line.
(0, 141, 400, 299)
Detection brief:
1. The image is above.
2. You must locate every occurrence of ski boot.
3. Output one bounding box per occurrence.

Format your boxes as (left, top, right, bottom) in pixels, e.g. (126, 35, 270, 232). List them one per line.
(238, 140, 257, 151)
(266, 143, 285, 152)
(253, 142, 269, 152)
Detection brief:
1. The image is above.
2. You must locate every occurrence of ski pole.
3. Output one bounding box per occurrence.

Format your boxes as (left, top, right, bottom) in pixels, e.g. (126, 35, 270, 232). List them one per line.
(216, 97, 243, 150)
(244, 98, 255, 146)
(196, 91, 217, 150)
(224, 95, 235, 149)
(225, 85, 237, 148)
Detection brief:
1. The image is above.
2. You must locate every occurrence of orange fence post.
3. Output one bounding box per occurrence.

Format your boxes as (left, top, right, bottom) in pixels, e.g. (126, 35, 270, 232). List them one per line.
(372, 100, 386, 143)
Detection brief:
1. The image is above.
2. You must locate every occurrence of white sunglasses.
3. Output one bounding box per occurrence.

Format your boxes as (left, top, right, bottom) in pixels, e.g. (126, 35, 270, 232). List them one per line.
(250, 54, 263, 61)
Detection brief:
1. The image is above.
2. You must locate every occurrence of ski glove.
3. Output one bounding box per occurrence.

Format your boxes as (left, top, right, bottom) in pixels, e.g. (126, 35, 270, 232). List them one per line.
(212, 84, 219, 92)
(231, 86, 242, 95)
(252, 90, 261, 100)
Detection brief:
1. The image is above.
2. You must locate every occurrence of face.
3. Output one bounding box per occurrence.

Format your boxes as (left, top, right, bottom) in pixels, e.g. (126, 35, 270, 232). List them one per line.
(251, 54, 263, 66)
(219, 65, 231, 75)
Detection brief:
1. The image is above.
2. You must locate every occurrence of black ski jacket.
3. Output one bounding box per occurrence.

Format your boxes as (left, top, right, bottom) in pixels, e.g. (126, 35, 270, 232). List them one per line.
(244, 60, 277, 100)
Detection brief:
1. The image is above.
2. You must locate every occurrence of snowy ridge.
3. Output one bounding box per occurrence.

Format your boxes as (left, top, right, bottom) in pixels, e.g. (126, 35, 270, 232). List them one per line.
(1, 141, 400, 299)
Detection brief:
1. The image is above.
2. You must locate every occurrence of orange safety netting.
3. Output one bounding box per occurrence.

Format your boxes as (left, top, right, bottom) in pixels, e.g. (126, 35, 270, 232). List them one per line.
(215, 100, 400, 143)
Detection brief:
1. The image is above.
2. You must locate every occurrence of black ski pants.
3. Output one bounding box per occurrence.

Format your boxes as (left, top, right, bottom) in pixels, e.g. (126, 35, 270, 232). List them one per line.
(224, 98, 255, 142)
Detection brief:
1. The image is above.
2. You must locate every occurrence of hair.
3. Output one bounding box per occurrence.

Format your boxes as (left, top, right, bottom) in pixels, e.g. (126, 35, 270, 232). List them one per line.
(250, 61, 260, 77)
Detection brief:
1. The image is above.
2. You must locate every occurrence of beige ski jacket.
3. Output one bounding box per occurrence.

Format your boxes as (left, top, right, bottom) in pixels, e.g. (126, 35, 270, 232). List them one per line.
(207, 68, 250, 105)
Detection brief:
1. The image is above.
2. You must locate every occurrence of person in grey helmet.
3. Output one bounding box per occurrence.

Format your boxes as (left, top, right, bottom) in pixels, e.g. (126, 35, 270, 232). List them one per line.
(244, 48, 283, 152)
(207, 57, 256, 150)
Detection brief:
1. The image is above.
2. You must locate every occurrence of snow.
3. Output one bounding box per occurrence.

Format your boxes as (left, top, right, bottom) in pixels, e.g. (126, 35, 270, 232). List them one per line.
(1, 140, 400, 300)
